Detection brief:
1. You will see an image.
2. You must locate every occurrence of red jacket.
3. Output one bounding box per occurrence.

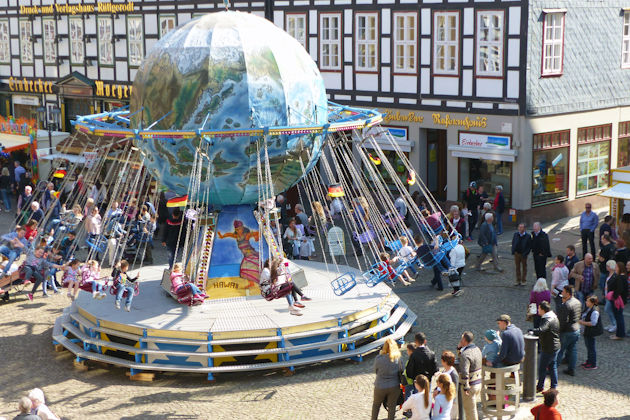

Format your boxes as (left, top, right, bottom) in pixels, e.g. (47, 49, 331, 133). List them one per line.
(531, 404, 562, 420)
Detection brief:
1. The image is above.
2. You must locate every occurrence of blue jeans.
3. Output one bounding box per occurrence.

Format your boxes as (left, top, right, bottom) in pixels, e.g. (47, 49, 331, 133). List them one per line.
(0, 246, 22, 271)
(43, 268, 59, 294)
(611, 303, 626, 338)
(176, 283, 202, 296)
(92, 281, 104, 293)
(598, 273, 608, 296)
(584, 336, 596, 366)
(604, 299, 617, 330)
(431, 266, 444, 290)
(0, 188, 10, 211)
(46, 218, 61, 235)
(285, 293, 295, 306)
(496, 211, 503, 235)
(115, 284, 135, 307)
(537, 349, 559, 389)
(557, 331, 580, 371)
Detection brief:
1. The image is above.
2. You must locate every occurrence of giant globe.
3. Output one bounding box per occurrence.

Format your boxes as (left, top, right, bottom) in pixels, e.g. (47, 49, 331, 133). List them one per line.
(130, 11, 328, 206)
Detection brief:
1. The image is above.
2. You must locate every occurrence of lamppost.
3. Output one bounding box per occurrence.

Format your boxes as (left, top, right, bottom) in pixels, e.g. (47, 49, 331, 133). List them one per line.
(36, 105, 61, 156)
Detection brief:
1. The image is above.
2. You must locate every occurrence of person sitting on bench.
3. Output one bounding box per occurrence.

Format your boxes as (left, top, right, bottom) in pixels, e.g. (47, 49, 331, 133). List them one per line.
(0, 226, 29, 276)
(170, 262, 206, 302)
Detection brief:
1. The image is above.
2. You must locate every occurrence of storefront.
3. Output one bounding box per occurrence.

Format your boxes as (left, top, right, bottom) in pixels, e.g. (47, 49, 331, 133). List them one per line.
(532, 130, 570, 205)
(12, 94, 41, 121)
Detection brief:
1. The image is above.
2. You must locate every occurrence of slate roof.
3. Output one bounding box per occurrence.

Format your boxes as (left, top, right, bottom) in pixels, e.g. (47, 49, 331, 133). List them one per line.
(526, 0, 630, 116)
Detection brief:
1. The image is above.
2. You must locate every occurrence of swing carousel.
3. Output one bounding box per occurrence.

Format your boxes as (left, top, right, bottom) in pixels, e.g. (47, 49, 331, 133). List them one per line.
(50, 11, 457, 380)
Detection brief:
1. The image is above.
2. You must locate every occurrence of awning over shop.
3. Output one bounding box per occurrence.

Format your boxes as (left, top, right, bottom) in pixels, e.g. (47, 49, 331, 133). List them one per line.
(0, 132, 30, 152)
(599, 183, 630, 199)
(448, 144, 518, 162)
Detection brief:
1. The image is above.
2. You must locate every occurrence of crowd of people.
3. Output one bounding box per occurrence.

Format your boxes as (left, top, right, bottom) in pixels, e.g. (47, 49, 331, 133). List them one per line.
(3, 388, 60, 420)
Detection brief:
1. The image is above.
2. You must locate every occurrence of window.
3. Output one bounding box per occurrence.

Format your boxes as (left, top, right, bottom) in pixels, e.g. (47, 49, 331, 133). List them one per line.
(532, 130, 570, 205)
(577, 124, 612, 195)
(434, 12, 458, 75)
(98, 17, 113, 65)
(355, 13, 378, 72)
(128, 16, 143, 67)
(286, 14, 307, 49)
(623, 12, 630, 68)
(19, 20, 33, 64)
(159, 15, 176, 38)
(43, 19, 57, 64)
(477, 11, 503, 76)
(0, 20, 9, 63)
(618, 121, 630, 166)
(320, 14, 341, 70)
(541, 12, 564, 76)
(69, 17, 84, 65)
(393, 13, 417, 74)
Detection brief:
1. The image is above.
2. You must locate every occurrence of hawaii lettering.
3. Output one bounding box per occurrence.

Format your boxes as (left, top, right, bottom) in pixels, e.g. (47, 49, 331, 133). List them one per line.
(19, 2, 134, 16)
(432, 113, 487, 129)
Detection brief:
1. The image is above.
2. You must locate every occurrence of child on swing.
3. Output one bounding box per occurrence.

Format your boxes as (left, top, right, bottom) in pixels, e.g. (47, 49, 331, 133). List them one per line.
(379, 252, 410, 286)
(113, 259, 139, 312)
(82, 260, 106, 299)
(390, 236, 416, 284)
(63, 259, 82, 300)
(170, 262, 206, 302)
(260, 258, 304, 316)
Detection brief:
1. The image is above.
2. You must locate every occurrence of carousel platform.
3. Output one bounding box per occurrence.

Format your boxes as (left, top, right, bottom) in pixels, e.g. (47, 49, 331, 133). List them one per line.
(52, 261, 417, 381)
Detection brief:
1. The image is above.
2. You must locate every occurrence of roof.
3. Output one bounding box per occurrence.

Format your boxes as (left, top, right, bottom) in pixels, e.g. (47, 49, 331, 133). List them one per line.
(600, 183, 630, 199)
(0, 132, 30, 152)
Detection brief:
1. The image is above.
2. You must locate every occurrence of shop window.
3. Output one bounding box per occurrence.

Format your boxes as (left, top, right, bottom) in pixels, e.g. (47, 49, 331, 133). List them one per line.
(459, 158, 511, 207)
(618, 121, 630, 166)
(19, 19, 33, 64)
(128, 16, 143, 67)
(69, 17, 84, 65)
(355, 13, 378, 72)
(393, 12, 417, 74)
(532, 130, 570, 205)
(320, 14, 341, 71)
(623, 11, 630, 69)
(159, 15, 176, 39)
(0, 19, 9, 64)
(43, 19, 56, 64)
(577, 124, 611, 195)
(476, 11, 504, 77)
(98, 17, 113, 66)
(434, 12, 458, 75)
(541, 12, 564, 76)
(286, 14, 307, 49)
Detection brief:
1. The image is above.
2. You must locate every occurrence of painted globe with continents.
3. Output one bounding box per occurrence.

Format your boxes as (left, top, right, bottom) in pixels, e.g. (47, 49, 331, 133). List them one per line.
(130, 11, 328, 206)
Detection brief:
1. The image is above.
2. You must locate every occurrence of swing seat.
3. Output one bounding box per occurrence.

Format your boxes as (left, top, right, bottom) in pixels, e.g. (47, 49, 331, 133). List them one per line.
(421, 223, 444, 235)
(362, 262, 392, 287)
(261, 281, 293, 301)
(86, 236, 108, 254)
(330, 272, 357, 296)
(417, 250, 447, 270)
(440, 234, 461, 253)
(353, 229, 376, 244)
(108, 279, 140, 297)
(385, 240, 402, 252)
(62, 279, 96, 293)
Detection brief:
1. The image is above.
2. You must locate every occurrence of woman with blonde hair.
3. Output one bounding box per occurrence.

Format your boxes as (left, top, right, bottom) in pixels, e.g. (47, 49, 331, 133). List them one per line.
(371, 338, 403, 420)
(432, 373, 455, 420)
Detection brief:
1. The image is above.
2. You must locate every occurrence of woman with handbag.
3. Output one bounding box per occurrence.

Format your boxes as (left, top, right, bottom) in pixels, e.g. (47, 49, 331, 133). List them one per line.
(449, 237, 466, 297)
(371, 338, 403, 420)
(578, 295, 603, 370)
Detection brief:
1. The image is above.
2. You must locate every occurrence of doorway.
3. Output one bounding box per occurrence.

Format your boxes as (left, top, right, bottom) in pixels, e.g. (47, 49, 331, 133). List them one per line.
(426, 129, 447, 200)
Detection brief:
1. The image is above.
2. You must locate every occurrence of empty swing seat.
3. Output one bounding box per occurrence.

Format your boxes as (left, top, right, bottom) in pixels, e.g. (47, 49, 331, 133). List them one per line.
(330, 272, 357, 296)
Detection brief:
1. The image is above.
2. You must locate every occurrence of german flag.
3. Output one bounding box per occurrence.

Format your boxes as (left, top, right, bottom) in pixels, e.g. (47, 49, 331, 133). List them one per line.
(407, 171, 416, 186)
(167, 195, 188, 207)
(53, 169, 66, 178)
(368, 153, 381, 165)
(328, 184, 344, 197)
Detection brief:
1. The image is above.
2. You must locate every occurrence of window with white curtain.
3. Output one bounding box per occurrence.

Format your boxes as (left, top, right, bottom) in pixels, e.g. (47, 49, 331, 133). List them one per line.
(477, 11, 503, 76)
(0, 20, 9, 63)
(69, 17, 84, 65)
(434, 12, 458, 75)
(128, 16, 144, 66)
(43, 19, 57, 64)
(286, 14, 307, 49)
(320, 14, 341, 70)
(98, 17, 113, 65)
(355, 13, 378, 71)
(19, 20, 33, 64)
(541, 13, 564, 76)
(393, 13, 417, 73)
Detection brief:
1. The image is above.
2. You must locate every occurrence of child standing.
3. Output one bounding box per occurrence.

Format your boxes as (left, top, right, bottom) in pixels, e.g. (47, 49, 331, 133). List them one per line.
(578, 295, 603, 370)
(401, 374, 432, 420)
(63, 260, 82, 300)
(114, 260, 139, 312)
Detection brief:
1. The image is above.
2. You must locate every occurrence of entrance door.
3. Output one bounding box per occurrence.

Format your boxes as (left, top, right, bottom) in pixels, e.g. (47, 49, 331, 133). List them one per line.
(64, 98, 91, 133)
(426, 129, 447, 200)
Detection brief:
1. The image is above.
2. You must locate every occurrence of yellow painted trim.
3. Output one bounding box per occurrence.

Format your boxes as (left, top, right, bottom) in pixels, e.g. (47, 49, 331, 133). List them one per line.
(342, 305, 378, 324)
(281, 319, 338, 335)
(146, 328, 208, 340)
(77, 307, 97, 324)
(60, 106, 65, 131)
(212, 328, 277, 340)
(611, 168, 630, 174)
(99, 319, 143, 336)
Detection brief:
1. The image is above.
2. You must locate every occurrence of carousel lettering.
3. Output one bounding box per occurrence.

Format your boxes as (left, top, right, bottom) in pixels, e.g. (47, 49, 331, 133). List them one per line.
(95, 80, 132, 99)
(212, 281, 240, 289)
(8, 77, 53, 94)
(432, 113, 488, 129)
(383, 110, 424, 124)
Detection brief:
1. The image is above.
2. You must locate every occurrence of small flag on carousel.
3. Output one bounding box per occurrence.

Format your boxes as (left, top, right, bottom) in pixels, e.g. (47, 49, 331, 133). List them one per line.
(167, 195, 188, 208)
(53, 169, 67, 178)
(328, 184, 345, 197)
(52, 191, 61, 199)
(407, 171, 416, 186)
(368, 153, 381, 165)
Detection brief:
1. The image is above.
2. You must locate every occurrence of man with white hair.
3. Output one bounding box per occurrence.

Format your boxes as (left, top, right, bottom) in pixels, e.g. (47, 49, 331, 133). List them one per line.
(30, 202, 44, 224)
(27, 388, 59, 420)
(14, 396, 40, 419)
(532, 222, 552, 279)
(472, 212, 503, 272)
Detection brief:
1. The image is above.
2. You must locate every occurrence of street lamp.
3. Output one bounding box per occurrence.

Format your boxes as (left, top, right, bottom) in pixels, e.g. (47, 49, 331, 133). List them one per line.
(36, 105, 61, 155)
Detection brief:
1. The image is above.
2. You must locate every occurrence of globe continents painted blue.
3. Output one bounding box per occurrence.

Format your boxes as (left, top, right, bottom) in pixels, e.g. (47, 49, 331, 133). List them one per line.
(130, 11, 328, 206)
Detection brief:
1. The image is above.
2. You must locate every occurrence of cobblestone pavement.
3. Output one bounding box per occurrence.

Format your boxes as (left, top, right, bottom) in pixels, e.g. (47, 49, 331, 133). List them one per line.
(0, 210, 629, 419)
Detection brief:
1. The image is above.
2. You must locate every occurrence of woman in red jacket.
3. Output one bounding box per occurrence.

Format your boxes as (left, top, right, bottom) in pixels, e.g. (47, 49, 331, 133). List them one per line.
(531, 389, 562, 420)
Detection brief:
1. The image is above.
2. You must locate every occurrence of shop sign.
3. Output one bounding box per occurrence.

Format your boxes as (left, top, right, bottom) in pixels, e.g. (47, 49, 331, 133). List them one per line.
(382, 110, 424, 124)
(432, 113, 487, 129)
(459, 132, 511, 149)
(365, 125, 408, 141)
(13, 95, 40, 106)
(95, 81, 133, 99)
(19, 2, 134, 16)
(8, 77, 54, 94)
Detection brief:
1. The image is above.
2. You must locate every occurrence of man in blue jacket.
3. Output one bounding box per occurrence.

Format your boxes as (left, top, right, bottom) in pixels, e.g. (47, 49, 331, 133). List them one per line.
(496, 314, 525, 366)
(579, 203, 599, 259)
(511, 223, 532, 286)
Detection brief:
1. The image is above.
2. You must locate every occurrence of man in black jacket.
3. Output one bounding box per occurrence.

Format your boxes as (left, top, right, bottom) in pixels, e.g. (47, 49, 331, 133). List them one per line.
(531, 301, 560, 391)
(511, 223, 532, 286)
(405, 332, 437, 382)
(531, 222, 551, 279)
(557, 285, 581, 376)
(161, 208, 185, 269)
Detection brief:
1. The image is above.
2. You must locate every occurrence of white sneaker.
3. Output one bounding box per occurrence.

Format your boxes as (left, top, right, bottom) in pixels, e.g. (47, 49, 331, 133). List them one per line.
(289, 306, 303, 316)
(115, 301, 121, 309)
(97, 292, 106, 300)
(92, 291, 98, 298)
(125, 305, 131, 312)
(607, 326, 617, 333)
